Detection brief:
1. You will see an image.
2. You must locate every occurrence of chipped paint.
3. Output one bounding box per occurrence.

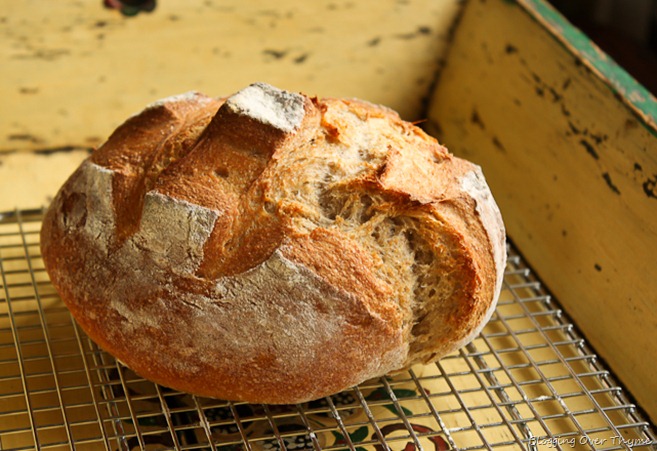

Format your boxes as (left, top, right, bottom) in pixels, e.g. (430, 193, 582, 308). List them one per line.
(428, 0, 657, 422)
(0, 0, 464, 154)
(602, 172, 621, 195)
(517, 0, 657, 132)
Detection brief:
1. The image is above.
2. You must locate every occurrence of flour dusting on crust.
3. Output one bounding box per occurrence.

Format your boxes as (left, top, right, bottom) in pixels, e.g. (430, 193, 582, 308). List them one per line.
(226, 82, 305, 132)
(63, 161, 116, 252)
(460, 168, 506, 294)
(134, 191, 219, 274)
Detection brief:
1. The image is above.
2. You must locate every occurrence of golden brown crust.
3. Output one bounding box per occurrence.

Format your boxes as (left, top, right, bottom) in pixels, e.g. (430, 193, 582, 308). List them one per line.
(40, 83, 505, 404)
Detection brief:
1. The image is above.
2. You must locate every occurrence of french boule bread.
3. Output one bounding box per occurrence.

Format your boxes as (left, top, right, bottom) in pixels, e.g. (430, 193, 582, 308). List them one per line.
(40, 82, 506, 404)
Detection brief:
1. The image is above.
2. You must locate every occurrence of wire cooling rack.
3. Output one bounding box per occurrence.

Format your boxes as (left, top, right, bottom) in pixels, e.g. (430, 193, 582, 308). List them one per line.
(0, 208, 655, 451)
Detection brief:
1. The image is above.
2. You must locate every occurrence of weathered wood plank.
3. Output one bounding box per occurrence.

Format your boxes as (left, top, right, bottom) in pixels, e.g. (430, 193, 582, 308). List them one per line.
(0, 0, 461, 154)
(427, 0, 657, 421)
(0, 0, 461, 211)
(0, 149, 91, 210)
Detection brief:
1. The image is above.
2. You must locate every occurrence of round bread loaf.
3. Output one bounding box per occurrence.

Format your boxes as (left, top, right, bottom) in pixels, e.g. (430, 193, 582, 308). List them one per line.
(41, 82, 506, 404)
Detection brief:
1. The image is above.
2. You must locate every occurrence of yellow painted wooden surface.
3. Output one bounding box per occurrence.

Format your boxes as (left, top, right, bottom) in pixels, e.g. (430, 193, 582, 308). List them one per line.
(1, 0, 655, 445)
(0, 0, 461, 210)
(427, 0, 657, 422)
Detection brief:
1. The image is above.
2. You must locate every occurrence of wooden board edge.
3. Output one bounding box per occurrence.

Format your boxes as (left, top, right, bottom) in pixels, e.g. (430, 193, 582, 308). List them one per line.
(516, 0, 657, 134)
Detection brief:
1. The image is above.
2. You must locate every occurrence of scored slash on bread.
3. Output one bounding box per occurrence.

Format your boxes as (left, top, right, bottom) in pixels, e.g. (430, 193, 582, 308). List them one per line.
(40, 82, 506, 404)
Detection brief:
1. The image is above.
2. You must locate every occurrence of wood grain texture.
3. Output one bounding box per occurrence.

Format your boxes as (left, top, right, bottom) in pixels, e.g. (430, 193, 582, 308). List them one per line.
(0, 0, 462, 210)
(427, 0, 657, 422)
(0, 0, 461, 154)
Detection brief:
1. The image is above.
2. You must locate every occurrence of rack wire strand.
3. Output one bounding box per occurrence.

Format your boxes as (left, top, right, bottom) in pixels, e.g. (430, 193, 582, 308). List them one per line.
(0, 208, 655, 451)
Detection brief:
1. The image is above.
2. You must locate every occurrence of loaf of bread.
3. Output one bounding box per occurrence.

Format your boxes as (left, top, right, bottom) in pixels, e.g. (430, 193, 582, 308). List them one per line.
(41, 82, 506, 404)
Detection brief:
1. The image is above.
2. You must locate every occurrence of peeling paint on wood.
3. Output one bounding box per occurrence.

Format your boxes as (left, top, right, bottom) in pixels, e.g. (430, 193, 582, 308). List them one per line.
(0, 0, 462, 211)
(0, 0, 462, 155)
(428, 0, 657, 422)
(518, 0, 657, 130)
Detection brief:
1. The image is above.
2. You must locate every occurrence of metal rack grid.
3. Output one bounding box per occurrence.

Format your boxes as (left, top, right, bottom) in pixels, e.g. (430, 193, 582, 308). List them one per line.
(0, 208, 655, 451)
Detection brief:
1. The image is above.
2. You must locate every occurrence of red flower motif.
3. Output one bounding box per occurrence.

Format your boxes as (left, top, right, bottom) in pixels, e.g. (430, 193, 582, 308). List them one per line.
(374, 423, 449, 451)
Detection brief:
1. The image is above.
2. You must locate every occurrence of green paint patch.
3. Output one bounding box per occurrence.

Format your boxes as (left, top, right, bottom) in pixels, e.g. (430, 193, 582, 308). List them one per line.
(519, 0, 657, 132)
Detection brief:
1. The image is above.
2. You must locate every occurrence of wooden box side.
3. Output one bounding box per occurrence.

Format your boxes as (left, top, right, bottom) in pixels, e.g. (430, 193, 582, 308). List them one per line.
(426, 0, 657, 422)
